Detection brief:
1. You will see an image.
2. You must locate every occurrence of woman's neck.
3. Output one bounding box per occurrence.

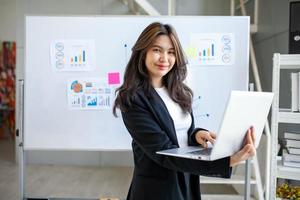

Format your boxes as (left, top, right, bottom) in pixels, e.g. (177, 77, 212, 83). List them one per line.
(151, 77, 163, 88)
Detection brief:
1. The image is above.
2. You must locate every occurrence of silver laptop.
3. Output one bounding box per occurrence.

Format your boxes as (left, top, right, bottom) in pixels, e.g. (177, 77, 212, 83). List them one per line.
(156, 91, 274, 161)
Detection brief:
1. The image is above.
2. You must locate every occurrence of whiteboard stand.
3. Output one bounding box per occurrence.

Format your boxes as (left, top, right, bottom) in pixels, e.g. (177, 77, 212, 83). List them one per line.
(244, 82, 253, 200)
(245, 159, 251, 200)
(18, 79, 25, 200)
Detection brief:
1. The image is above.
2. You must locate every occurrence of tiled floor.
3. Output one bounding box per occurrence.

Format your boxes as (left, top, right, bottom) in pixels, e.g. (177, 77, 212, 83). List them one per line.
(0, 139, 238, 200)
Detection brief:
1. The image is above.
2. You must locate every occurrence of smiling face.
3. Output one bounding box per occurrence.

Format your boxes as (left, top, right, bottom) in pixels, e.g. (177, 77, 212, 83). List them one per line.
(145, 35, 176, 88)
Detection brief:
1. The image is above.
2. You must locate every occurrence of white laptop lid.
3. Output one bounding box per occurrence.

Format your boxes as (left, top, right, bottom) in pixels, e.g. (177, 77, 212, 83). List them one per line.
(210, 91, 274, 160)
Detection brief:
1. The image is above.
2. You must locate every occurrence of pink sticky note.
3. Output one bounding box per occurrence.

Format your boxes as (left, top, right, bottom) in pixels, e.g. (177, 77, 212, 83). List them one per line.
(108, 72, 120, 85)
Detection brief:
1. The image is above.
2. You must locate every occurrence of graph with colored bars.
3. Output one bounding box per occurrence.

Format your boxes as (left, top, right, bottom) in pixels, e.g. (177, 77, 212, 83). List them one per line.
(70, 50, 86, 65)
(98, 95, 110, 107)
(186, 33, 234, 66)
(87, 95, 97, 106)
(52, 40, 93, 71)
(199, 43, 215, 60)
(54, 42, 87, 68)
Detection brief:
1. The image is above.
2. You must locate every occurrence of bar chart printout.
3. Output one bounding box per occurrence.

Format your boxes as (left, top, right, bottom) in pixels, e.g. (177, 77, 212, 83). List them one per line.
(185, 33, 235, 66)
(50, 39, 95, 71)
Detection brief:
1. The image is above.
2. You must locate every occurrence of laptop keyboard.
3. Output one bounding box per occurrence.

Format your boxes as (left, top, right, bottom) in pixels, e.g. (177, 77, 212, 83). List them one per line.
(188, 148, 212, 156)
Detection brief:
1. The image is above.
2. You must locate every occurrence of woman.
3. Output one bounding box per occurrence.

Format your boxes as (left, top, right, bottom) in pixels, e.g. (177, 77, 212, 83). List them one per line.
(113, 22, 255, 200)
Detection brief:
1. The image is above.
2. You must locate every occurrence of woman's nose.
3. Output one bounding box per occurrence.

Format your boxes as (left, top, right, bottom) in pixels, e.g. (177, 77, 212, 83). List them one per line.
(160, 52, 168, 62)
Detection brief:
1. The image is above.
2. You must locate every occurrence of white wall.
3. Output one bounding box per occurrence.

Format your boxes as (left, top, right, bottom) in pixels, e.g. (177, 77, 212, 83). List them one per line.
(0, 0, 16, 41)
(147, 0, 230, 15)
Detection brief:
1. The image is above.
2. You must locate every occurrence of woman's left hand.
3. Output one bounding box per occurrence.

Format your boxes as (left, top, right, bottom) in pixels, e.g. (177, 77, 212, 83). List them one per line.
(230, 126, 256, 167)
(195, 130, 216, 148)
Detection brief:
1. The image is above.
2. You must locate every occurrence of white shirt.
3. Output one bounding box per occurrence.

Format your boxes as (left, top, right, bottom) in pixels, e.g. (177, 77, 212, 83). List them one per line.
(155, 87, 192, 147)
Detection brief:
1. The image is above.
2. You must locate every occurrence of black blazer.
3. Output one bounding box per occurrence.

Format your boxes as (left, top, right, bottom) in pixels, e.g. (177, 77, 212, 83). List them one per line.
(122, 87, 232, 200)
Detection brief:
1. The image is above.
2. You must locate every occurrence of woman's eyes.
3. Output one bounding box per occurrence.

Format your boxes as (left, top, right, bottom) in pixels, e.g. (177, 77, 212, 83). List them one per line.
(152, 48, 175, 55)
(153, 48, 161, 52)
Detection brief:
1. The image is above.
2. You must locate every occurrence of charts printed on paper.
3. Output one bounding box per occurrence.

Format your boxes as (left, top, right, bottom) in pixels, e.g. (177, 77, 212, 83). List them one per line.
(67, 79, 113, 110)
(185, 33, 235, 66)
(50, 39, 96, 71)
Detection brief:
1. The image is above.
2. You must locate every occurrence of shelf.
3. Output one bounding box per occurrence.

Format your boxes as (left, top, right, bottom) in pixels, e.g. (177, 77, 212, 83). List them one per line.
(200, 175, 256, 184)
(277, 157, 300, 181)
(278, 54, 300, 69)
(271, 54, 300, 200)
(278, 109, 300, 123)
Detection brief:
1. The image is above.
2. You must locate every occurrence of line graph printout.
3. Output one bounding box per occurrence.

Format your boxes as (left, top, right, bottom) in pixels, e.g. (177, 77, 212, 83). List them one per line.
(185, 33, 235, 66)
(50, 39, 95, 71)
(67, 78, 113, 110)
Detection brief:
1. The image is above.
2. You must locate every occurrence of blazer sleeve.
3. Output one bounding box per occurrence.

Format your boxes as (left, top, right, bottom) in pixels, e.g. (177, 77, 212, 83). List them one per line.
(122, 95, 232, 178)
(188, 128, 209, 146)
(187, 112, 210, 146)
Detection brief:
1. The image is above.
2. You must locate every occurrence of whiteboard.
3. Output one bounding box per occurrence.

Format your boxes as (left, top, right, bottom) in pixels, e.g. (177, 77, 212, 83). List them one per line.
(24, 16, 249, 150)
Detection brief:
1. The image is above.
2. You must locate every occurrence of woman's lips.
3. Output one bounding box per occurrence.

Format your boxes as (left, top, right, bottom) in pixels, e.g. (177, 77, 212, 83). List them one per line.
(157, 64, 168, 70)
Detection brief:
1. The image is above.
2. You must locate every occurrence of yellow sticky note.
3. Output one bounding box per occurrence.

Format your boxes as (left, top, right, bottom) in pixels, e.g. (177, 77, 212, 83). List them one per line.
(185, 46, 198, 59)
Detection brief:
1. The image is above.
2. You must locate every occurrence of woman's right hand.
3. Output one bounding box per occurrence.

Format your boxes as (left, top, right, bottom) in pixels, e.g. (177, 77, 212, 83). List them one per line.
(195, 130, 216, 148)
(230, 126, 256, 167)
